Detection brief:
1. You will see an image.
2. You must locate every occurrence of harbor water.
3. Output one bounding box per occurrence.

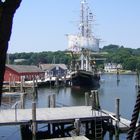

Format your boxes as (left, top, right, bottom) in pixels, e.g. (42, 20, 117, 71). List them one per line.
(0, 73, 138, 140)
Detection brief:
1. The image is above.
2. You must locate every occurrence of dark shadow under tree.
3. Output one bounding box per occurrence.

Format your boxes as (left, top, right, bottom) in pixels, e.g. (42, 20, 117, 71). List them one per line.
(0, 0, 22, 105)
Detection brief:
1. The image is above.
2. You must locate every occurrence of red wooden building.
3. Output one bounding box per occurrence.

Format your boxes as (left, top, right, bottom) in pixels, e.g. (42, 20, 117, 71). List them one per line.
(4, 65, 45, 82)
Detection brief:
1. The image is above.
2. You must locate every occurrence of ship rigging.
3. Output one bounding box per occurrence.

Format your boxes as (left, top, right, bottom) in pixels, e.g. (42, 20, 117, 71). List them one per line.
(67, 0, 100, 88)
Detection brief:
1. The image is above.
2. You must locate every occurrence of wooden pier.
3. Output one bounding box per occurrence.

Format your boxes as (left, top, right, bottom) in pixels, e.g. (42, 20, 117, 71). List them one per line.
(0, 106, 110, 125)
(0, 106, 130, 139)
(0, 91, 131, 139)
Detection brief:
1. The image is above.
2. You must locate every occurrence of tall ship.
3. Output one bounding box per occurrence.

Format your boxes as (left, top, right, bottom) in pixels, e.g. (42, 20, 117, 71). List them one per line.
(67, 0, 100, 88)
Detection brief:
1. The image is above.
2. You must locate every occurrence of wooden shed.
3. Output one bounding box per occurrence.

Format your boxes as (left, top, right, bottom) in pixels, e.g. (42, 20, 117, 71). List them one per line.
(4, 64, 45, 82)
(39, 64, 68, 79)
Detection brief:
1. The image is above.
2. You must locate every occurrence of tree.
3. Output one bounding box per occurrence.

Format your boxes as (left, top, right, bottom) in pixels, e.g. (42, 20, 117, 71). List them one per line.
(0, 0, 22, 105)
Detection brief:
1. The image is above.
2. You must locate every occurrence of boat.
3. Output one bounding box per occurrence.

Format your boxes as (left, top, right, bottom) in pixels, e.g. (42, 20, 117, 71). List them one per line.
(67, 0, 100, 88)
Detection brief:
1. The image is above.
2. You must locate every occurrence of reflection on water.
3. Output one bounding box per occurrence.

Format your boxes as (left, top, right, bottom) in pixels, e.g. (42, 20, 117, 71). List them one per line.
(0, 74, 138, 140)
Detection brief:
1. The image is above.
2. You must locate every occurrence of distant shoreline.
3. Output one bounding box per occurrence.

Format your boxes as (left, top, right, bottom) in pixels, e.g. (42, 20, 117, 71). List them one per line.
(102, 71, 136, 75)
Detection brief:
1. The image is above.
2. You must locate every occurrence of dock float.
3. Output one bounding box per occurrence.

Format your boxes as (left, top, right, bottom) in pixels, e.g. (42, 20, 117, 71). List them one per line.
(0, 105, 131, 139)
(0, 106, 109, 125)
(0, 106, 129, 129)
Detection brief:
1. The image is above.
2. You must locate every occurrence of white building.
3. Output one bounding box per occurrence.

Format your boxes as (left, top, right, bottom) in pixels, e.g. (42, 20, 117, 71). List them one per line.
(104, 63, 122, 73)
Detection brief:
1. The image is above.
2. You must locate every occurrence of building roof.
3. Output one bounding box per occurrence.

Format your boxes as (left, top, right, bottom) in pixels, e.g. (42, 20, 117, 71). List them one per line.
(6, 65, 44, 73)
(39, 64, 67, 71)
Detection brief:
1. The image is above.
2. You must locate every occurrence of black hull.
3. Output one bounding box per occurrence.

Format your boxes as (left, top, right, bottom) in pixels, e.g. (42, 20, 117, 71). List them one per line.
(71, 70, 100, 88)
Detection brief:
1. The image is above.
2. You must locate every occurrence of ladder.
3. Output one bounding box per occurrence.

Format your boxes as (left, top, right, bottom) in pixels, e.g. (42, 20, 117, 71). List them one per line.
(94, 111, 103, 139)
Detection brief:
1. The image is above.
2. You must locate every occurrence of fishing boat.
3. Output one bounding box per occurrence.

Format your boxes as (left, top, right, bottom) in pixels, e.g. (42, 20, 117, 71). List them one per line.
(67, 0, 100, 88)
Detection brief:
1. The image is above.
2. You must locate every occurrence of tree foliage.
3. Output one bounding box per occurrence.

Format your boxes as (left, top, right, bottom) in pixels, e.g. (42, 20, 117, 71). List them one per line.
(9, 51, 72, 66)
(9, 44, 140, 72)
(102, 44, 140, 71)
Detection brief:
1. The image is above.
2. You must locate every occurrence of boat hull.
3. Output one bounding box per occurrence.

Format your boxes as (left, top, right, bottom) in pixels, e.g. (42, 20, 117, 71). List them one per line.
(71, 70, 100, 88)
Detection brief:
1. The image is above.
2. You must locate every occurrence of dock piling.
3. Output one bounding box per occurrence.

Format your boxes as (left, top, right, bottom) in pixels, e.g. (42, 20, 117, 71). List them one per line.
(20, 93, 25, 109)
(9, 75, 11, 92)
(85, 92, 89, 106)
(32, 102, 37, 140)
(74, 119, 80, 136)
(48, 94, 56, 108)
(115, 98, 120, 140)
(20, 76, 24, 92)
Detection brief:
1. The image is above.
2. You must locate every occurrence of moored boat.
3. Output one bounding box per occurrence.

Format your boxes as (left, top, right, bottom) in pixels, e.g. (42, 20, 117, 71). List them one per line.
(67, 0, 100, 89)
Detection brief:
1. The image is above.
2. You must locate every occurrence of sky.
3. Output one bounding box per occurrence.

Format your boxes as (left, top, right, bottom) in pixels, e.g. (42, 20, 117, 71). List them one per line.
(8, 0, 140, 53)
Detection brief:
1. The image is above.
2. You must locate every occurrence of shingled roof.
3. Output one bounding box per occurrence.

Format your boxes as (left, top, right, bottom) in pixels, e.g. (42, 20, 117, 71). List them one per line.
(40, 64, 67, 71)
(6, 65, 44, 73)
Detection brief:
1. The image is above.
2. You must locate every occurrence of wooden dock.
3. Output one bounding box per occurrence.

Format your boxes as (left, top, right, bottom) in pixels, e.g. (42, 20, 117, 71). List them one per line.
(0, 106, 130, 130)
(0, 106, 108, 125)
(0, 105, 131, 139)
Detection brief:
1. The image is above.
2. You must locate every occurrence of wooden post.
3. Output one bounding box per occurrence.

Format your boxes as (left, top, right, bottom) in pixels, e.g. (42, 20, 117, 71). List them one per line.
(95, 90, 100, 109)
(116, 69, 120, 86)
(9, 75, 11, 92)
(32, 102, 37, 140)
(20, 93, 25, 109)
(91, 90, 96, 111)
(13, 76, 16, 87)
(55, 76, 59, 87)
(33, 77, 38, 100)
(48, 95, 51, 108)
(74, 119, 80, 136)
(63, 75, 66, 86)
(20, 124, 32, 140)
(49, 76, 52, 87)
(85, 92, 89, 106)
(116, 98, 120, 121)
(48, 94, 56, 108)
(20, 76, 24, 92)
(85, 122, 89, 136)
(109, 132, 113, 140)
(115, 98, 120, 140)
(109, 118, 113, 140)
(35, 77, 38, 98)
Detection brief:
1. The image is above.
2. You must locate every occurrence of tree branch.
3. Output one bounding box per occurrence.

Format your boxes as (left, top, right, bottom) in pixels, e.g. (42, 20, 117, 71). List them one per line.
(0, 0, 22, 105)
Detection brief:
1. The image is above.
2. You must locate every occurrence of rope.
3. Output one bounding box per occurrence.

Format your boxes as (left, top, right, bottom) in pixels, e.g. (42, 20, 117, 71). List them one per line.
(134, 119, 140, 140)
(126, 92, 140, 140)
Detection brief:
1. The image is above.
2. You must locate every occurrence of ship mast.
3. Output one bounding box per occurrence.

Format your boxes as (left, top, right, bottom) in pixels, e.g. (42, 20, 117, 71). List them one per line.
(80, 0, 92, 71)
(81, 0, 85, 37)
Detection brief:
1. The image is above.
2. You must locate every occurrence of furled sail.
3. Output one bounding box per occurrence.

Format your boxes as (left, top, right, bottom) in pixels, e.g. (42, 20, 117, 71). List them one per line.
(68, 35, 99, 52)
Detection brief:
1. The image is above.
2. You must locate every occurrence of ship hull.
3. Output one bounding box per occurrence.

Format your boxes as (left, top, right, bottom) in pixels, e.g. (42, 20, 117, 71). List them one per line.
(71, 70, 100, 88)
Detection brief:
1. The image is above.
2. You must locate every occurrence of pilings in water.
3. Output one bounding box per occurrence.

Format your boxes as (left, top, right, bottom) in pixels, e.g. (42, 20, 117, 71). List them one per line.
(85, 92, 90, 106)
(115, 98, 120, 140)
(116, 69, 120, 86)
(85, 90, 100, 109)
(32, 77, 38, 99)
(18, 89, 124, 140)
(48, 94, 56, 108)
(32, 102, 37, 140)
(20, 102, 37, 140)
(20, 93, 25, 109)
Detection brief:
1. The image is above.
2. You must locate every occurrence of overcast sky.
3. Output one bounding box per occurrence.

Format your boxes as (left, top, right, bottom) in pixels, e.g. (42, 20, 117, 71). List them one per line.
(8, 0, 140, 53)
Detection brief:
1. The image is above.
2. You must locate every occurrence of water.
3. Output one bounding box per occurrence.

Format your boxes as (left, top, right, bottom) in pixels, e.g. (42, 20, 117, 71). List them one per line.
(0, 74, 138, 140)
